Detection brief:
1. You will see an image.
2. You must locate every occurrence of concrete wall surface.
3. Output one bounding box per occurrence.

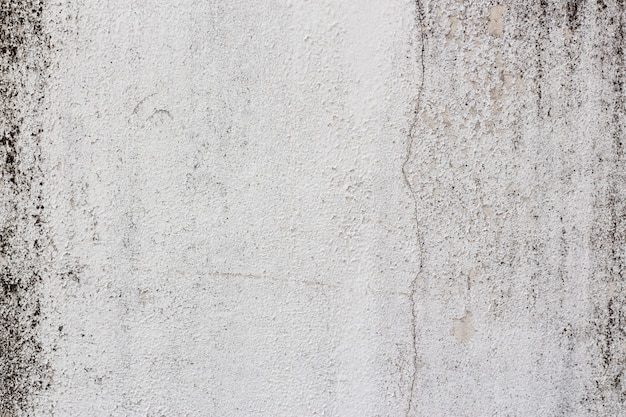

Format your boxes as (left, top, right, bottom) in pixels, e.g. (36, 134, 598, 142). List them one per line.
(1, 0, 625, 416)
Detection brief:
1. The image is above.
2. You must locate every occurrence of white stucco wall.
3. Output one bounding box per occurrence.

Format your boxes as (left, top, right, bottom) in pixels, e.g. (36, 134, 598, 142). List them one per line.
(1, 1, 625, 416)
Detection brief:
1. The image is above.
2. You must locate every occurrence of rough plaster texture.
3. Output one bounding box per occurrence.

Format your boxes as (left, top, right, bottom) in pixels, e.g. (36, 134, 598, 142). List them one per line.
(0, 0, 625, 416)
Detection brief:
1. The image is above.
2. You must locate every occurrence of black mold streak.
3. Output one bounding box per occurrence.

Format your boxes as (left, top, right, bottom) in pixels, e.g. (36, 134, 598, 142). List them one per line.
(567, 0, 585, 31)
(0, 0, 50, 415)
(536, 0, 549, 117)
(588, 0, 626, 411)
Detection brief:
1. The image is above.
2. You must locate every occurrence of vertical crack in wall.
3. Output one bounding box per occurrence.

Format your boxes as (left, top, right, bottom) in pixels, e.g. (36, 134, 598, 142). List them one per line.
(0, 1, 50, 415)
(401, 1, 425, 415)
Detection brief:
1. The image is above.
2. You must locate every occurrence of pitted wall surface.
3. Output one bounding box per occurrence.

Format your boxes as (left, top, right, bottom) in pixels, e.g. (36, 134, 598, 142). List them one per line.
(1, 1, 624, 416)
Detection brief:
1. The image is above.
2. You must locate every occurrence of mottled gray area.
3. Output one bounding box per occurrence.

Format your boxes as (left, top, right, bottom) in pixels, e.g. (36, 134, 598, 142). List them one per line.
(405, 1, 626, 415)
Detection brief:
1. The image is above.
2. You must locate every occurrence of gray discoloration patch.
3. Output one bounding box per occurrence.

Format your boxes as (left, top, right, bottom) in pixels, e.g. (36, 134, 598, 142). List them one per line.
(0, 0, 50, 414)
(404, 0, 626, 414)
(588, 1, 626, 412)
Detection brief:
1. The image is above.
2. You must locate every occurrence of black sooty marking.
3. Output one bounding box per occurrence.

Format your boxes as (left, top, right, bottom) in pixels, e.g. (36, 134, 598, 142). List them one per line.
(567, 0, 585, 31)
(0, 0, 50, 415)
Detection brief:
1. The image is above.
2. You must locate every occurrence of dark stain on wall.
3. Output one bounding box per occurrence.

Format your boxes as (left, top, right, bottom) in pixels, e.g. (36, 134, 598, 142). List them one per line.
(566, 0, 585, 30)
(588, 0, 626, 412)
(535, 0, 550, 116)
(0, 0, 50, 415)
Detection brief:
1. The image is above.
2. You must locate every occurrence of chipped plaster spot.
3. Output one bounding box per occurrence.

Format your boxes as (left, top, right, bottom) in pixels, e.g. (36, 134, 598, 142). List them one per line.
(451, 311, 475, 344)
(487, 4, 507, 37)
(446, 16, 459, 42)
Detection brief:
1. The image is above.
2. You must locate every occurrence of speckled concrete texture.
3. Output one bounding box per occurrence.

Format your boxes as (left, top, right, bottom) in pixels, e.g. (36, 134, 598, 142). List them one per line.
(1, 0, 624, 416)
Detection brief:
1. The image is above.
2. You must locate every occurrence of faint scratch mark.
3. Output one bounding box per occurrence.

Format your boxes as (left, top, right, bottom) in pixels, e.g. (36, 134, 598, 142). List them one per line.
(131, 93, 157, 115)
(201, 271, 411, 297)
(147, 109, 173, 121)
(206, 271, 335, 288)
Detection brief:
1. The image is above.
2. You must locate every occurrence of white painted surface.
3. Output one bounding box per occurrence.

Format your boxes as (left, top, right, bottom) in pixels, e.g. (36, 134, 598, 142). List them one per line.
(29, 1, 626, 416)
